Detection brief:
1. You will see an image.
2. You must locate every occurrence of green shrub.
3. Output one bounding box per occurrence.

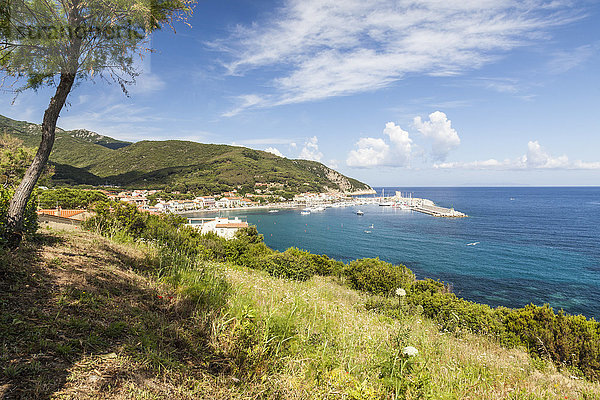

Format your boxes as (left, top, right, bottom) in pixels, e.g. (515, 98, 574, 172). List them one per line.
(37, 187, 108, 209)
(343, 258, 415, 296)
(406, 281, 600, 382)
(504, 305, 600, 381)
(264, 247, 316, 281)
(237, 242, 275, 270)
(0, 187, 38, 247)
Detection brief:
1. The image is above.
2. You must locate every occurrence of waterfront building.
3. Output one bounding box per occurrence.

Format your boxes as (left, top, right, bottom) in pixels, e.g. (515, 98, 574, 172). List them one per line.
(192, 217, 249, 239)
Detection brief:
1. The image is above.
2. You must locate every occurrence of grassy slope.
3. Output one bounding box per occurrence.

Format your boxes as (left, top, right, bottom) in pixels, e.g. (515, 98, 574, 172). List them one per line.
(1, 228, 598, 399)
(0, 115, 371, 192)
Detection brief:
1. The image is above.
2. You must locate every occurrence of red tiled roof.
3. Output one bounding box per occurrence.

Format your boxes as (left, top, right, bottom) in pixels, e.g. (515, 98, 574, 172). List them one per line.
(215, 223, 248, 228)
(37, 209, 85, 219)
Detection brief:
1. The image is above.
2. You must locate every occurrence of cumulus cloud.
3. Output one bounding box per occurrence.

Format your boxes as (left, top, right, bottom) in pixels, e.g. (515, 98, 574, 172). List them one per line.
(218, 0, 579, 114)
(434, 141, 600, 170)
(525, 140, 568, 168)
(299, 136, 323, 161)
(414, 111, 460, 161)
(347, 137, 390, 167)
(346, 122, 413, 167)
(265, 147, 284, 157)
(384, 122, 412, 165)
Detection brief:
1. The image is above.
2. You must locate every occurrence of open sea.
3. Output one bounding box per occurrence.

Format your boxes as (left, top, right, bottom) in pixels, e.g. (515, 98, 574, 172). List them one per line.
(189, 187, 600, 319)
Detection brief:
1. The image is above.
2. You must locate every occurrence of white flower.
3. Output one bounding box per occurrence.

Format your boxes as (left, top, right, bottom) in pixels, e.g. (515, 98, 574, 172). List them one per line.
(396, 288, 406, 297)
(402, 346, 418, 357)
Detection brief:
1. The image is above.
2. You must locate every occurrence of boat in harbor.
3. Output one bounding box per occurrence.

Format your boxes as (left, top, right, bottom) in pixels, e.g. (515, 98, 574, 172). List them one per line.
(301, 211, 310, 215)
(356, 210, 364, 215)
(378, 188, 393, 206)
(268, 209, 279, 213)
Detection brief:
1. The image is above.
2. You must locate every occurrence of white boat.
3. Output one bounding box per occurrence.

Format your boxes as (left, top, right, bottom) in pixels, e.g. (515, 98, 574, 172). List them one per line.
(364, 230, 372, 234)
(356, 210, 364, 215)
(379, 202, 394, 206)
(394, 203, 411, 210)
(268, 209, 279, 213)
(467, 242, 480, 246)
(301, 211, 310, 215)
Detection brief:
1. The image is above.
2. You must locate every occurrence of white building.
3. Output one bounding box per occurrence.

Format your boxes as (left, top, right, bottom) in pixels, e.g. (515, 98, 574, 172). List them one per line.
(192, 217, 249, 239)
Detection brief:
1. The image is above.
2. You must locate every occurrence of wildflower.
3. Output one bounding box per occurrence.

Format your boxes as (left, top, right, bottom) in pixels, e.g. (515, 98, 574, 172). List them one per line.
(157, 295, 163, 299)
(396, 288, 406, 297)
(402, 346, 418, 357)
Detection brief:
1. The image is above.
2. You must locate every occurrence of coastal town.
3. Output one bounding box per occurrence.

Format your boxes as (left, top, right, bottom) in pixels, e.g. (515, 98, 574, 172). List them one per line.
(36, 186, 467, 239)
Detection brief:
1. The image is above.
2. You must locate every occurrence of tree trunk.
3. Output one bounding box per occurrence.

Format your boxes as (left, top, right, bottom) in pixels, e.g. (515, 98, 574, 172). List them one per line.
(5, 72, 76, 248)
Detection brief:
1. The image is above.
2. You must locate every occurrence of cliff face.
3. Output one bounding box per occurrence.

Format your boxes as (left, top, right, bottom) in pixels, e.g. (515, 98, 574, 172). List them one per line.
(322, 165, 373, 194)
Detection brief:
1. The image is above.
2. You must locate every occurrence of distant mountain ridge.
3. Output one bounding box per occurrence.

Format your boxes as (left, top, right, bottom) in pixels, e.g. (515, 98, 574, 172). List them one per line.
(0, 114, 373, 194)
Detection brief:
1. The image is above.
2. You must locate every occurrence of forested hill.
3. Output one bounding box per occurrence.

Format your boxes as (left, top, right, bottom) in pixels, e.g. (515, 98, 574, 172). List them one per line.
(0, 114, 372, 193)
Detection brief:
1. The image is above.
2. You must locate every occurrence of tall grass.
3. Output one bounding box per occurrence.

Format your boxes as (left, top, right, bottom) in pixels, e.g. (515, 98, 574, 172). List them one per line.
(84, 203, 600, 392)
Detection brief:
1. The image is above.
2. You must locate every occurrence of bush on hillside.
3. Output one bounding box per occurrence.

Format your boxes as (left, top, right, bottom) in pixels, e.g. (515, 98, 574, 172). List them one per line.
(37, 187, 107, 209)
(504, 305, 600, 381)
(406, 282, 600, 381)
(343, 258, 415, 296)
(0, 187, 38, 247)
(263, 247, 317, 281)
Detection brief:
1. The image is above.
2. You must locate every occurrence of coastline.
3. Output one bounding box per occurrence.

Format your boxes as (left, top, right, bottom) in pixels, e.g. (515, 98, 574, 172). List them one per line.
(176, 203, 300, 215)
(346, 188, 377, 196)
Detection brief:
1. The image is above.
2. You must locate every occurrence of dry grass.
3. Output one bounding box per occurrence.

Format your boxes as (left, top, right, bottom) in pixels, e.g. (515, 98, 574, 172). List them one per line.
(1, 226, 599, 399)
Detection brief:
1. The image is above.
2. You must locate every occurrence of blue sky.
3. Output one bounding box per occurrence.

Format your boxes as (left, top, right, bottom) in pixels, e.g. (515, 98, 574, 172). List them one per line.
(2, 0, 600, 186)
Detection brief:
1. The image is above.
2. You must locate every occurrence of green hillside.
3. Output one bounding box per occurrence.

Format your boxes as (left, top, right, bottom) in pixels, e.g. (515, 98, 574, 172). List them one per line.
(0, 114, 371, 193)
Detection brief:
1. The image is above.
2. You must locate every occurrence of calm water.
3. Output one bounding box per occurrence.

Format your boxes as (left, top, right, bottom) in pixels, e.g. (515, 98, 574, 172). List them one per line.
(189, 187, 600, 319)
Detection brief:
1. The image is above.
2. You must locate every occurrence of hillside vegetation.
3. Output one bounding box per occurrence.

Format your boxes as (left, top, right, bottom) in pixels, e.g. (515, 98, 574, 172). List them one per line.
(0, 114, 371, 193)
(2, 212, 600, 399)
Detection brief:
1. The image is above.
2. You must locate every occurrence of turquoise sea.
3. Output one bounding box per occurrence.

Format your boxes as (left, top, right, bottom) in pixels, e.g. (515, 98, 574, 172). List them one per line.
(189, 187, 600, 319)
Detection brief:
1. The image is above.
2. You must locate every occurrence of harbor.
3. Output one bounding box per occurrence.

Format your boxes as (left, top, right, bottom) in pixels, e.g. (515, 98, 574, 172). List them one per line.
(180, 190, 467, 218)
(384, 191, 468, 218)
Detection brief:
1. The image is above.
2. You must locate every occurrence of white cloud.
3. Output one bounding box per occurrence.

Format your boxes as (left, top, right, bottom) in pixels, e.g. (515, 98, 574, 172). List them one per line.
(547, 43, 596, 75)
(265, 147, 284, 157)
(525, 140, 568, 168)
(299, 136, 323, 161)
(346, 122, 413, 167)
(434, 141, 600, 170)
(219, 0, 579, 114)
(327, 159, 339, 169)
(434, 158, 515, 169)
(237, 138, 296, 145)
(347, 137, 390, 167)
(384, 122, 412, 165)
(414, 111, 460, 161)
(222, 94, 264, 117)
(130, 73, 166, 94)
